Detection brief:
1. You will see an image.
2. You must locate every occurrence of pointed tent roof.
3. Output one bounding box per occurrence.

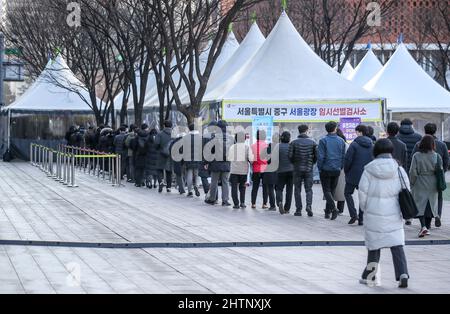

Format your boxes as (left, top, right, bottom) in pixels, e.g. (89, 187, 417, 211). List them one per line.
(213, 12, 378, 102)
(203, 22, 265, 102)
(349, 49, 383, 87)
(7, 56, 95, 112)
(337, 61, 354, 80)
(365, 44, 450, 113)
(210, 31, 240, 77)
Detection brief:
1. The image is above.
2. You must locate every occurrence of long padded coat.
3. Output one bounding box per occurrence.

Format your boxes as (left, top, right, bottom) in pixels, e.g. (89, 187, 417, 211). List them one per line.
(358, 157, 409, 251)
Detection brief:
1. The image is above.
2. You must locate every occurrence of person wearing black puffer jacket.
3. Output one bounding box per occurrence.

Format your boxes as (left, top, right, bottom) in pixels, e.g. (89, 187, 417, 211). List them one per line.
(397, 119, 422, 172)
(344, 125, 374, 226)
(288, 125, 318, 217)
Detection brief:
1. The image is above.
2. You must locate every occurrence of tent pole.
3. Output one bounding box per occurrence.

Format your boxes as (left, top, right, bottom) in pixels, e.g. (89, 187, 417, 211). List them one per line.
(441, 113, 445, 141)
(7, 109, 11, 150)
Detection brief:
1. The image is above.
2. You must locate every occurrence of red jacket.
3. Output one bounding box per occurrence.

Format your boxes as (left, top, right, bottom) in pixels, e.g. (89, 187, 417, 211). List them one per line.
(251, 140, 269, 173)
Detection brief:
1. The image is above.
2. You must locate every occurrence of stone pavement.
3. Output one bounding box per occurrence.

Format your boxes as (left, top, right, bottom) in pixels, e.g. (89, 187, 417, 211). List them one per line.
(0, 161, 449, 294)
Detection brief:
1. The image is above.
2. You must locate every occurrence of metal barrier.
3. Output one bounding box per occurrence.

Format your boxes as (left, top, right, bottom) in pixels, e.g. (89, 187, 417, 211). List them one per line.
(30, 144, 121, 188)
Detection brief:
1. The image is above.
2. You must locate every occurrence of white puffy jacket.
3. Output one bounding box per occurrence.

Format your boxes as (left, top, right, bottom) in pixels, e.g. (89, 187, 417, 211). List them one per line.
(358, 157, 410, 251)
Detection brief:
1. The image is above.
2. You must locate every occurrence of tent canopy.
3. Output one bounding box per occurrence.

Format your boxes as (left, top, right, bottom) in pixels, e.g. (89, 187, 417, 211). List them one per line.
(212, 12, 379, 103)
(365, 43, 450, 114)
(203, 22, 265, 102)
(6, 56, 95, 112)
(349, 49, 383, 87)
(337, 61, 354, 80)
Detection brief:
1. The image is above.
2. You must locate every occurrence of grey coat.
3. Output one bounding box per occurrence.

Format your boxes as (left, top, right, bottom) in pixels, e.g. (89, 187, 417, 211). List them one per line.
(409, 152, 442, 217)
(155, 128, 173, 171)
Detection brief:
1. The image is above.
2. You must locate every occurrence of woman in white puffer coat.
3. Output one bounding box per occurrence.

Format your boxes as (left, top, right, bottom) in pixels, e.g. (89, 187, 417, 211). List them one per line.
(358, 139, 410, 289)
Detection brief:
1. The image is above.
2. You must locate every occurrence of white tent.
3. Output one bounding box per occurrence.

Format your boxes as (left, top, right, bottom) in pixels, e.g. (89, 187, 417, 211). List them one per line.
(338, 61, 355, 80)
(365, 43, 450, 114)
(209, 12, 382, 124)
(203, 22, 265, 102)
(349, 49, 383, 87)
(6, 55, 95, 112)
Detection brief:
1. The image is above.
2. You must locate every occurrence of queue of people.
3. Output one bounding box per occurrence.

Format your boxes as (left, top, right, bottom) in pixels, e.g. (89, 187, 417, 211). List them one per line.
(65, 119, 448, 238)
(63, 118, 450, 289)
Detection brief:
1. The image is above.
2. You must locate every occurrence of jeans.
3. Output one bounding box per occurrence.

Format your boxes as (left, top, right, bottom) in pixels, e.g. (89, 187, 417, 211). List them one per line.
(209, 172, 230, 203)
(293, 171, 314, 211)
(276, 172, 293, 211)
(263, 184, 276, 208)
(176, 174, 185, 194)
(362, 246, 409, 282)
(158, 170, 173, 189)
(345, 183, 364, 221)
(186, 168, 199, 193)
(201, 176, 210, 195)
(230, 174, 247, 206)
(320, 171, 340, 213)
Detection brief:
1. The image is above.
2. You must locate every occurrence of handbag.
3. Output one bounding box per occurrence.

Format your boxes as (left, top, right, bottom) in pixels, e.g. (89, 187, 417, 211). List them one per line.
(398, 168, 419, 220)
(434, 153, 447, 192)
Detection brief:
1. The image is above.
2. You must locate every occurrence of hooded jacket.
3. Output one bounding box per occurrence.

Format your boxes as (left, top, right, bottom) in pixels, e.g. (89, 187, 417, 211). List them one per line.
(344, 136, 374, 186)
(397, 125, 422, 171)
(358, 157, 409, 251)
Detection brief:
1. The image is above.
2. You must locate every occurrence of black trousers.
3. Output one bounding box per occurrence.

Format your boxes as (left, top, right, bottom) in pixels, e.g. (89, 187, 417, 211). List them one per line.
(230, 174, 247, 206)
(158, 170, 173, 189)
(276, 172, 293, 211)
(320, 170, 341, 213)
(419, 202, 434, 229)
(135, 166, 145, 186)
(345, 183, 364, 222)
(251, 173, 266, 205)
(362, 246, 409, 282)
(263, 184, 276, 208)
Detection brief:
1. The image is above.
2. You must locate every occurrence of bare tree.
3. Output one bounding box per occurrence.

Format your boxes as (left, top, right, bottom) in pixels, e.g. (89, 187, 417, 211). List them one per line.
(148, 0, 263, 125)
(413, 0, 450, 90)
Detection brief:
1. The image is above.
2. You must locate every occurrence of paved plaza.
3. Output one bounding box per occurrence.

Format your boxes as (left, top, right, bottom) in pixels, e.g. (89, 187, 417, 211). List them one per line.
(0, 161, 449, 294)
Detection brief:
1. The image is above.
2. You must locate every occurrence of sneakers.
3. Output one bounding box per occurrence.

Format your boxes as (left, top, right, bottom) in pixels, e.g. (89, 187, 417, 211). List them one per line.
(262, 204, 269, 209)
(240, 204, 247, 209)
(233, 205, 240, 209)
(418, 227, 428, 238)
(294, 211, 302, 217)
(187, 192, 194, 198)
(399, 274, 409, 289)
(268, 207, 277, 211)
(348, 217, 358, 225)
(251, 204, 257, 209)
(167, 188, 171, 193)
(324, 210, 331, 219)
(158, 185, 164, 193)
(435, 217, 442, 228)
(222, 201, 232, 207)
(307, 210, 314, 218)
(194, 186, 201, 197)
(358, 220, 364, 226)
(205, 199, 215, 206)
